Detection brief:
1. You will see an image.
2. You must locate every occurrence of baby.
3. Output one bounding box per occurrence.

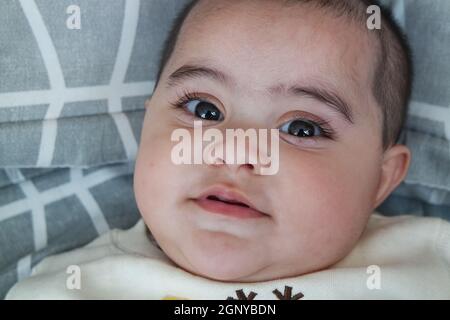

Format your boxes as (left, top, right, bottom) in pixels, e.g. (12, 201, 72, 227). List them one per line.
(7, 0, 450, 299)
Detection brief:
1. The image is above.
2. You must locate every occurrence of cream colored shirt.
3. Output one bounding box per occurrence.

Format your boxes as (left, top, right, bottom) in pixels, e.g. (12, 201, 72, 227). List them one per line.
(6, 213, 450, 299)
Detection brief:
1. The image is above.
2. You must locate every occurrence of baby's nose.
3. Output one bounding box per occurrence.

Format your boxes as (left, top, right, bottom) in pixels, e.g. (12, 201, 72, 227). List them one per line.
(202, 134, 262, 175)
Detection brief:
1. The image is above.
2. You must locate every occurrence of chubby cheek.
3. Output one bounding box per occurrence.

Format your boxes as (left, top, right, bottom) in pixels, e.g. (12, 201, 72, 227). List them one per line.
(134, 120, 181, 228)
(272, 147, 376, 264)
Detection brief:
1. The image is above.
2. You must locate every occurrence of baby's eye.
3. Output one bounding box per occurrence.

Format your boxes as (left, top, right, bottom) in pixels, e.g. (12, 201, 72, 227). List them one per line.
(185, 100, 224, 121)
(279, 119, 323, 138)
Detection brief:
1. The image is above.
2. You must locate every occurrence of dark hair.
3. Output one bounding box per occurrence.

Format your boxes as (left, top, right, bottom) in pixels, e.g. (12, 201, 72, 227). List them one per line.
(154, 0, 413, 151)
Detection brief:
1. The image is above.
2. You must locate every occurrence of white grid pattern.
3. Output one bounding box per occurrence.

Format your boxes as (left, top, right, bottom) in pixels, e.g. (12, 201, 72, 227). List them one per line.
(0, 0, 153, 166)
(4, 169, 47, 251)
(69, 169, 110, 235)
(0, 165, 132, 224)
(0, 0, 150, 282)
(16, 254, 32, 281)
(409, 101, 450, 142)
(1, 163, 133, 279)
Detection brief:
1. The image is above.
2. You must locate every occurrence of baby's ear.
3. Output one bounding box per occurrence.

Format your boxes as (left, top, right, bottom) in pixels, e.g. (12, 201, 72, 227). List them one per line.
(372, 144, 411, 210)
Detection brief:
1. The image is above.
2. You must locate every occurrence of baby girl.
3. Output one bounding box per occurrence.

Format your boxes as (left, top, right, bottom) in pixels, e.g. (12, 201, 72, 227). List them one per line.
(7, 0, 450, 299)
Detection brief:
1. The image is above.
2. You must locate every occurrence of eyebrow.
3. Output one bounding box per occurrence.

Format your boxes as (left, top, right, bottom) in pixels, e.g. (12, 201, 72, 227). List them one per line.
(166, 64, 354, 124)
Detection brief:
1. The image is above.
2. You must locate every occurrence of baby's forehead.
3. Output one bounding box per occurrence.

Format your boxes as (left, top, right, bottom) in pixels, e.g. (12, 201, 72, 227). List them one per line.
(180, 0, 377, 82)
(173, 1, 378, 111)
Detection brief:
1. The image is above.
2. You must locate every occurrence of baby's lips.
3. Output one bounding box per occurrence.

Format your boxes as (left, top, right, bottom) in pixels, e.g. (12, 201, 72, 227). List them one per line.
(196, 184, 270, 216)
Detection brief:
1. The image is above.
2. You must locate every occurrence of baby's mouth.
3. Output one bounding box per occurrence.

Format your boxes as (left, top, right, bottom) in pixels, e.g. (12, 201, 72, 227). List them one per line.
(193, 186, 269, 219)
(205, 195, 250, 208)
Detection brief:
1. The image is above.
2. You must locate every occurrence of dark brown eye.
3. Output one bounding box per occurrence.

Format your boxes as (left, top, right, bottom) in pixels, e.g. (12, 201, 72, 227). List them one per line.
(280, 119, 317, 137)
(186, 100, 223, 121)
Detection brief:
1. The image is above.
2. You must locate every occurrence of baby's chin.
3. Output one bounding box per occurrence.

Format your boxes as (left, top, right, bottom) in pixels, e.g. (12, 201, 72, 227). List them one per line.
(160, 236, 272, 282)
(175, 252, 329, 283)
(177, 256, 276, 283)
(160, 236, 324, 283)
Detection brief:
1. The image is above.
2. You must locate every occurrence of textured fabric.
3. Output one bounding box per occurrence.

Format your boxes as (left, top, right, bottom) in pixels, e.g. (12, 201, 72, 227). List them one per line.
(0, 0, 190, 167)
(376, 0, 450, 220)
(6, 213, 450, 299)
(0, 162, 140, 299)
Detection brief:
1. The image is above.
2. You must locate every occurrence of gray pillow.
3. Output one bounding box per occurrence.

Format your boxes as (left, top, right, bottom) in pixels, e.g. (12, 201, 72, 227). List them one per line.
(0, 0, 190, 167)
(0, 162, 140, 299)
(376, 0, 450, 221)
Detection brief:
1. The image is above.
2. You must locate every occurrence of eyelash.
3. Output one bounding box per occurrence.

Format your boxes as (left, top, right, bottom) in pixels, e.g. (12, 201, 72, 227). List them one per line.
(169, 89, 206, 111)
(169, 89, 337, 140)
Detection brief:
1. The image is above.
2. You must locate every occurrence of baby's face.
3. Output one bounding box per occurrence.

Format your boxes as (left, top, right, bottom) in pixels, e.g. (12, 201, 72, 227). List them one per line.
(134, 0, 408, 281)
